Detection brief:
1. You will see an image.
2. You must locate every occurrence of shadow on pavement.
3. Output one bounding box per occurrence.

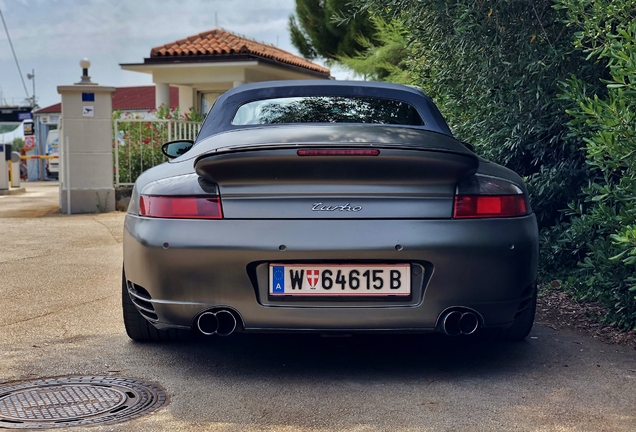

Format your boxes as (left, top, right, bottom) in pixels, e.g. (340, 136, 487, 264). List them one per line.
(14, 328, 635, 431)
(129, 332, 534, 381)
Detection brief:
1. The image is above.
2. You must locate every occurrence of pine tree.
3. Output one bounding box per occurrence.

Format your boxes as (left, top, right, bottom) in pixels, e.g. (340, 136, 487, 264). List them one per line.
(288, 0, 376, 61)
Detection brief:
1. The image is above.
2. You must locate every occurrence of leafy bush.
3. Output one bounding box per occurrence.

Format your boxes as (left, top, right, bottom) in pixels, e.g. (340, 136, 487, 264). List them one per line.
(549, 0, 636, 329)
(341, 0, 636, 328)
(113, 105, 203, 185)
(114, 116, 169, 185)
(355, 0, 606, 229)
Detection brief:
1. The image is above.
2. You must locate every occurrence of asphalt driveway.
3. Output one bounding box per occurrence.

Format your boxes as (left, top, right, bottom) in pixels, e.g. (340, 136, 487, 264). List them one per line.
(1, 183, 635, 431)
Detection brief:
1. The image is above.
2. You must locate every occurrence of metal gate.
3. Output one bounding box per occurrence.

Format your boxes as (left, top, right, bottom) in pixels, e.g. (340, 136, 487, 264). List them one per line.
(113, 119, 202, 187)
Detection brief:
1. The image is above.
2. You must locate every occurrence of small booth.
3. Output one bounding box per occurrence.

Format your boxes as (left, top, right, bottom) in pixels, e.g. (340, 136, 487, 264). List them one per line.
(57, 59, 116, 213)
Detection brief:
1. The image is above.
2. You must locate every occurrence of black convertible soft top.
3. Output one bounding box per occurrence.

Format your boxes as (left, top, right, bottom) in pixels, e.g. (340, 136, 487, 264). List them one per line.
(195, 80, 454, 142)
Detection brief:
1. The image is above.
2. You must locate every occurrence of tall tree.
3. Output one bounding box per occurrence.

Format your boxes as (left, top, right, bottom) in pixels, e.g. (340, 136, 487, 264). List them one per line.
(289, 0, 376, 61)
(337, 14, 414, 83)
(361, 0, 606, 229)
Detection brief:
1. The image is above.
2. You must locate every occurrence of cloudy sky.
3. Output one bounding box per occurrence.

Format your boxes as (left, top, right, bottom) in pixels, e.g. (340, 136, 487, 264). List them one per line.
(0, 0, 351, 111)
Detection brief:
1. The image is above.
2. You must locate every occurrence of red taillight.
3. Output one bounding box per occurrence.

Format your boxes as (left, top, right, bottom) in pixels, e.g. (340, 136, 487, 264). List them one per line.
(453, 195, 527, 219)
(139, 196, 223, 219)
(297, 149, 380, 156)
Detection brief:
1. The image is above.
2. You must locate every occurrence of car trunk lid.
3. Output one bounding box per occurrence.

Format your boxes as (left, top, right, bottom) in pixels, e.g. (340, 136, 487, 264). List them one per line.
(193, 126, 478, 219)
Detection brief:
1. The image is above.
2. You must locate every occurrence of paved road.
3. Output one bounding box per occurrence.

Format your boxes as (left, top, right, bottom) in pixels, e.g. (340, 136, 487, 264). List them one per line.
(1, 183, 635, 431)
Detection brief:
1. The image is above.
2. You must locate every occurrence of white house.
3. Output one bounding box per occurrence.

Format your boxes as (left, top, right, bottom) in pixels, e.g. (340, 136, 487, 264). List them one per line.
(120, 28, 331, 114)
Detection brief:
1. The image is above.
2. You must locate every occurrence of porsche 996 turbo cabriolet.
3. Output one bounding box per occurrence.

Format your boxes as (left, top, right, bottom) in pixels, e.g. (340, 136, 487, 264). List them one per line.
(122, 80, 538, 342)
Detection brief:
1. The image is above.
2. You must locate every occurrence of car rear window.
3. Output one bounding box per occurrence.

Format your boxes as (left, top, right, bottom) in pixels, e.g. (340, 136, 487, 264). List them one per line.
(232, 96, 425, 126)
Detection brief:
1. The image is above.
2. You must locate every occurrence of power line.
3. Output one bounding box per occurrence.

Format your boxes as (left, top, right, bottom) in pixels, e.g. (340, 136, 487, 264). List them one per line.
(0, 8, 30, 101)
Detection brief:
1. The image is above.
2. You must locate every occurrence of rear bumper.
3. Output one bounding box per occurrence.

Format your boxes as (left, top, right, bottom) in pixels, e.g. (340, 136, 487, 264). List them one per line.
(123, 214, 538, 332)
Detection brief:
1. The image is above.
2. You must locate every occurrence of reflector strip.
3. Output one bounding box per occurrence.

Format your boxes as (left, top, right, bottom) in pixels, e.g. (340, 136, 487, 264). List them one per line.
(453, 195, 527, 218)
(139, 196, 223, 219)
(297, 149, 380, 156)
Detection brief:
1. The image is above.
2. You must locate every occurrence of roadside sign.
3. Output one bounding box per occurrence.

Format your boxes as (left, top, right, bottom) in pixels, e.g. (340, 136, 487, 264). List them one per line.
(40, 115, 60, 125)
(24, 135, 36, 150)
(82, 106, 94, 117)
(0, 107, 32, 122)
(23, 120, 34, 136)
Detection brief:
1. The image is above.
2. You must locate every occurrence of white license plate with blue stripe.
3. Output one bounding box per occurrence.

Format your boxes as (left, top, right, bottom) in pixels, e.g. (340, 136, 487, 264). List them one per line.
(269, 264, 411, 296)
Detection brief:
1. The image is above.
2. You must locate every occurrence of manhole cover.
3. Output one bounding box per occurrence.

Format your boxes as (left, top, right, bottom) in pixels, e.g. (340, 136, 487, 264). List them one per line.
(0, 376, 167, 429)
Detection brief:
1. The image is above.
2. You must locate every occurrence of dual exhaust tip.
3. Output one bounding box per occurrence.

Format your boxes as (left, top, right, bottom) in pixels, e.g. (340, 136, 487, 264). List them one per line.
(440, 310, 480, 336)
(199, 308, 479, 337)
(196, 310, 237, 337)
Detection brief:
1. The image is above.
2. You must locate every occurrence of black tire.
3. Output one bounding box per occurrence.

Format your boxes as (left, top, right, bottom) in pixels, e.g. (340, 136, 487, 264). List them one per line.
(504, 286, 537, 341)
(122, 270, 191, 342)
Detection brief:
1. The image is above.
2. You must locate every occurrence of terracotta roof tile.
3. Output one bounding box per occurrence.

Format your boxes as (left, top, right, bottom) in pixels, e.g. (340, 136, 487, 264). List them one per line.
(112, 85, 179, 111)
(150, 29, 330, 75)
(35, 103, 62, 114)
(35, 86, 179, 114)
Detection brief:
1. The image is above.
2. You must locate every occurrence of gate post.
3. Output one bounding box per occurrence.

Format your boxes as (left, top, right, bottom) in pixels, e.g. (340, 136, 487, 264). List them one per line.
(57, 59, 116, 213)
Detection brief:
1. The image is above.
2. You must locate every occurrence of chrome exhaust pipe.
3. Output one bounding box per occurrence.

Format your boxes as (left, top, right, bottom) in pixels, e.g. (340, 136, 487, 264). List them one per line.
(441, 311, 463, 336)
(440, 310, 481, 336)
(459, 312, 479, 335)
(197, 312, 219, 336)
(215, 310, 237, 337)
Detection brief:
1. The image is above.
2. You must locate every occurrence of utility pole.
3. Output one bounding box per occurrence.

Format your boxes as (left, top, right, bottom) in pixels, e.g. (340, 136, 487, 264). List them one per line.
(27, 69, 35, 108)
(1, 8, 30, 102)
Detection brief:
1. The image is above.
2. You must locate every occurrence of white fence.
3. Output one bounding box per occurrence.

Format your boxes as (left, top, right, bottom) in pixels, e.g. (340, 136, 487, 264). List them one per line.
(113, 119, 202, 187)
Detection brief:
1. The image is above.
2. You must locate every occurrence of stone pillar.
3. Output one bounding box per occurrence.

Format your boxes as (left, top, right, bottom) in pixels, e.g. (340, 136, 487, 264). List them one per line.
(0, 145, 9, 190)
(176, 85, 194, 113)
(155, 83, 170, 109)
(57, 77, 116, 214)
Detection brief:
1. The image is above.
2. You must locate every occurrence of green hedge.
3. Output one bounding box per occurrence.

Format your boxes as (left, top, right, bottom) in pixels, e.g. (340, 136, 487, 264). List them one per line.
(349, 0, 636, 329)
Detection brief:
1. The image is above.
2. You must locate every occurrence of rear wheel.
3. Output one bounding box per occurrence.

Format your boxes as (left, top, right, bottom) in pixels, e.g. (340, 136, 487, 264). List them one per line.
(504, 285, 537, 341)
(122, 270, 191, 342)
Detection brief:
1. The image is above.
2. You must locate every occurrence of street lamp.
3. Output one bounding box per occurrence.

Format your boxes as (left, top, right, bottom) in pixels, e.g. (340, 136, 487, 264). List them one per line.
(26, 69, 35, 108)
(78, 58, 95, 84)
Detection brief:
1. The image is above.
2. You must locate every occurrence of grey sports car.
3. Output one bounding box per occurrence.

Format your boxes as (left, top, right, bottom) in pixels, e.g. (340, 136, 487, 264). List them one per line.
(122, 80, 538, 342)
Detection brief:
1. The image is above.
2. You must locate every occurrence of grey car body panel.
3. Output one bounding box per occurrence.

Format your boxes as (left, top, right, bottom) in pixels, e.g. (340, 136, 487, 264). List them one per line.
(123, 215, 538, 331)
(195, 142, 478, 219)
(130, 125, 530, 218)
(124, 80, 539, 334)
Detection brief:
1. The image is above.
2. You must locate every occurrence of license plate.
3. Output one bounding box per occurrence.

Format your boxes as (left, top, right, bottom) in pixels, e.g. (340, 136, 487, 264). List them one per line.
(269, 264, 411, 296)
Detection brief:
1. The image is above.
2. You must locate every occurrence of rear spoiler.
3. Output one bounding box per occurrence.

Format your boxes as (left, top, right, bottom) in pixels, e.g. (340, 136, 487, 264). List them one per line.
(194, 146, 478, 186)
